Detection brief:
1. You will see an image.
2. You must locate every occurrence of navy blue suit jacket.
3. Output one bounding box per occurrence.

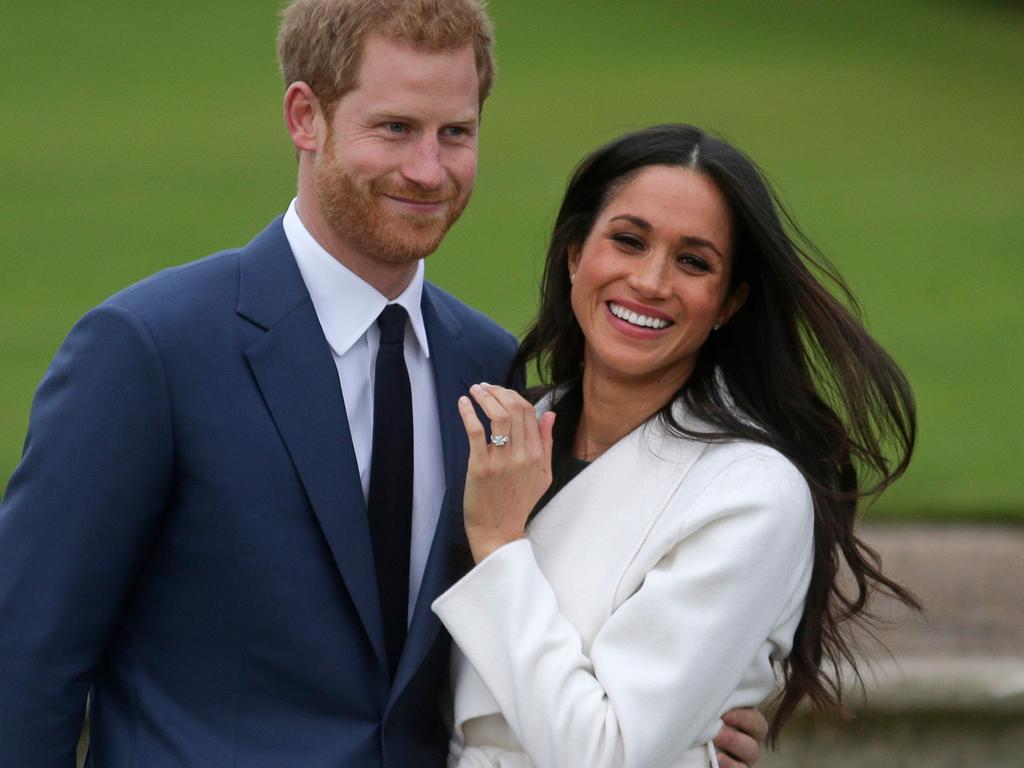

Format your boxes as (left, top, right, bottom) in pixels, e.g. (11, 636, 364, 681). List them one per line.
(0, 218, 520, 767)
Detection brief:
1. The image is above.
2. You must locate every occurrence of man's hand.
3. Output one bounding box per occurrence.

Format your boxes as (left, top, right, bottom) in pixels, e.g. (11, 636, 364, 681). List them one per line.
(714, 707, 769, 768)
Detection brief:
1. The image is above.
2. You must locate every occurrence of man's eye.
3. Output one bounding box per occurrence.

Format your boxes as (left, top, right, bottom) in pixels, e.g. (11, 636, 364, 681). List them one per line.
(443, 126, 475, 139)
(384, 122, 408, 133)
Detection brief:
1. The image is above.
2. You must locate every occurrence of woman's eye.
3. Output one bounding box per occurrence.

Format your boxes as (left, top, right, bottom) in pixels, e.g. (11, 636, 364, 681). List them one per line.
(611, 233, 644, 250)
(677, 254, 710, 272)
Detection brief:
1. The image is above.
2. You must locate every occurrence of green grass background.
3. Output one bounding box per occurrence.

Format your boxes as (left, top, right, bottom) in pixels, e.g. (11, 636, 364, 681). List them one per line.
(2, 1, 1021, 516)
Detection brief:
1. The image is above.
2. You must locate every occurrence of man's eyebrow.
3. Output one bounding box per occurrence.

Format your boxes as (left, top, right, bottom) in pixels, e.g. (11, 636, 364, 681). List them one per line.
(608, 214, 725, 259)
(365, 110, 479, 125)
(364, 111, 413, 123)
(446, 112, 480, 124)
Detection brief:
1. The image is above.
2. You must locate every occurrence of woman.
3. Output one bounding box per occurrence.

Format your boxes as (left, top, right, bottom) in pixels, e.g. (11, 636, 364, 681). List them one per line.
(432, 125, 918, 767)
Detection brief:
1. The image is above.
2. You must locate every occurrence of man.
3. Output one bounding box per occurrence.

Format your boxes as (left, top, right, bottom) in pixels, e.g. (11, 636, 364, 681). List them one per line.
(0, 1, 766, 766)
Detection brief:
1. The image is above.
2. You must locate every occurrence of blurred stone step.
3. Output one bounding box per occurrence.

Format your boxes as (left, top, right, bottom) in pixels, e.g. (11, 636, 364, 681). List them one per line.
(763, 710, 1024, 768)
(764, 523, 1024, 767)
(845, 655, 1024, 713)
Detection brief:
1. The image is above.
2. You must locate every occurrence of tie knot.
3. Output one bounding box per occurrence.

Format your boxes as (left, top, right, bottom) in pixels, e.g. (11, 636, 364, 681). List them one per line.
(377, 304, 408, 345)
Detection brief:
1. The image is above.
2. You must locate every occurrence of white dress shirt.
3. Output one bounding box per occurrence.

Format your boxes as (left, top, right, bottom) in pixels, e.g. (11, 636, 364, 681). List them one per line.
(283, 199, 445, 622)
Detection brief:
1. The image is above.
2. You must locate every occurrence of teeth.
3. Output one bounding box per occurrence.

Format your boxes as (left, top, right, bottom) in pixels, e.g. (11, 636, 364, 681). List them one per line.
(609, 302, 669, 329)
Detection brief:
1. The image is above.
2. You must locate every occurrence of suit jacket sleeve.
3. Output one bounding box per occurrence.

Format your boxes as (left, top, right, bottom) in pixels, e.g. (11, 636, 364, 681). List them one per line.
(0, 303, 173, 766)
(433, 455, 813, 768)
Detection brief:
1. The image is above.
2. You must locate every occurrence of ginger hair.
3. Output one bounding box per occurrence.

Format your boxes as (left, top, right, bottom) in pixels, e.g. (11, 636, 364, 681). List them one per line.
(277, 0, 496, 115)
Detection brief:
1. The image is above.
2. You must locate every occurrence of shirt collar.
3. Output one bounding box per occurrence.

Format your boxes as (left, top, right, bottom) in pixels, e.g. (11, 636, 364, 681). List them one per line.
(282, 198, 430, 358)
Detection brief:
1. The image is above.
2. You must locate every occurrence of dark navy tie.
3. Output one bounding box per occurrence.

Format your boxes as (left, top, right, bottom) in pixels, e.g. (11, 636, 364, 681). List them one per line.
(367, 304, 413, 680)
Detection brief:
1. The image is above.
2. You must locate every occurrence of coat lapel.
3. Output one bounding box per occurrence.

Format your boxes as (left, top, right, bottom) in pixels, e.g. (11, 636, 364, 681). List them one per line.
(389, 285, 482, 706)
(238, 219, 387, 673)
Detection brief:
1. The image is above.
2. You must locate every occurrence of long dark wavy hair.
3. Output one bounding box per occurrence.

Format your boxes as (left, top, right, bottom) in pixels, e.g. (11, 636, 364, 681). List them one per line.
(511, 124, 919, 743)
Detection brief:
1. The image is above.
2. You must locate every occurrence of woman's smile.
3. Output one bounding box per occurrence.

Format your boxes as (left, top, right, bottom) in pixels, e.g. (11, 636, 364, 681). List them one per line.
(604, 300, 674, 340)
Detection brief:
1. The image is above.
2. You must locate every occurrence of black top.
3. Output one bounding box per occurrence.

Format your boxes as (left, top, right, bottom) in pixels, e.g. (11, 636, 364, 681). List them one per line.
(531, 383, 590, 518)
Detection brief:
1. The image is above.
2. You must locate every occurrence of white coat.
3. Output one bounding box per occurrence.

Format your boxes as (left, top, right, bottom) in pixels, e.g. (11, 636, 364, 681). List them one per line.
(433, 398, 815, 768)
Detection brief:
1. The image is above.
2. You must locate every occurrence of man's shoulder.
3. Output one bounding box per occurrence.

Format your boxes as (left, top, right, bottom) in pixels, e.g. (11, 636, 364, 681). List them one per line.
(98, 217, 288, 329)
(423, 281, 517, 351)
(103, 248, 241, 318)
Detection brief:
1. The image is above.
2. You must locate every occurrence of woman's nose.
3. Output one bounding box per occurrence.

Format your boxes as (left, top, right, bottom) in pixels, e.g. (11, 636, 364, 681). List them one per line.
(626, 255, 671, 298)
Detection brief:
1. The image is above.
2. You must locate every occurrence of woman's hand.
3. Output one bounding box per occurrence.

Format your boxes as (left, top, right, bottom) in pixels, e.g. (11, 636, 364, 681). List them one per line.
(458, 383, 556, 564)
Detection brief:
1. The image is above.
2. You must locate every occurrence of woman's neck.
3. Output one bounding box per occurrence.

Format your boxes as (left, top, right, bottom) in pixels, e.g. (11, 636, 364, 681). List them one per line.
(574, 363, 690, 461)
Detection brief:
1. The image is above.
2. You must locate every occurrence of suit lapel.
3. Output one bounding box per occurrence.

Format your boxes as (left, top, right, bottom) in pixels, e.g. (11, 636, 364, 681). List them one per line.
(238, 219, 387, 673)
(389, 285, 481, 705)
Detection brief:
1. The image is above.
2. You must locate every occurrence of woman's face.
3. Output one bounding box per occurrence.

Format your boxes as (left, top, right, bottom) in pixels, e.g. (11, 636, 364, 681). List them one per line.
(568, 164, 747, 391)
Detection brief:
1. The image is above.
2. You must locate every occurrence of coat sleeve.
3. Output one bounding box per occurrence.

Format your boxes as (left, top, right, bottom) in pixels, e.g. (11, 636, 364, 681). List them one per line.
(0, 303, 173, 767)
(433, 454, 814, 768)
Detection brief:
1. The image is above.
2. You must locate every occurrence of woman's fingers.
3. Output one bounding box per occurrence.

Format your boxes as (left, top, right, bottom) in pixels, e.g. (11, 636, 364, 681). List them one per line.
(466, 385, 553, 472)
(468, 384, 512, 448)
(480, 384, 535, 459)
(457, 395, 489, 456)
(538, 411, 556, 469)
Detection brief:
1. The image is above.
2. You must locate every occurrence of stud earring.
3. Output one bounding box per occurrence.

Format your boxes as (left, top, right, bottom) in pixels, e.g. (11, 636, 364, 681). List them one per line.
(569, 272, 575, 285)
(713, 323, 722, 331)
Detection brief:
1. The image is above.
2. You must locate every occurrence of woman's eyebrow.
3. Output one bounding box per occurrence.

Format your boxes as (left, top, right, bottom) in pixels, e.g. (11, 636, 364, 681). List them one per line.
(679, 235, 724, 260)
(608, 214, 724, 259)
(609, 214, 651, 230)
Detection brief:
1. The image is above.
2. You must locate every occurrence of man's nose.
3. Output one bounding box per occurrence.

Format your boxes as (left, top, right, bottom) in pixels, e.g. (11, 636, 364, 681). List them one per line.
(401, 135, 446, 190)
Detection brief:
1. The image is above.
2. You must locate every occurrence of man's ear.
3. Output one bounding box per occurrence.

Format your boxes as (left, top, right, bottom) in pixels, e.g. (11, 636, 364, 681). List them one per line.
(284, 81, 322, 154)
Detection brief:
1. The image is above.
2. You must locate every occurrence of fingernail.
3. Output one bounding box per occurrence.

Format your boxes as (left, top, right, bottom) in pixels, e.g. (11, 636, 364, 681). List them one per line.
(479, 381, 490, 387)
(458, 396, 469, 406)
(470, 384, 481, 392)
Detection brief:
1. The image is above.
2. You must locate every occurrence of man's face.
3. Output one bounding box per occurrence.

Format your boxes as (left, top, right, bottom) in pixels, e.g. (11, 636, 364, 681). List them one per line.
(314, 35, 480, 266)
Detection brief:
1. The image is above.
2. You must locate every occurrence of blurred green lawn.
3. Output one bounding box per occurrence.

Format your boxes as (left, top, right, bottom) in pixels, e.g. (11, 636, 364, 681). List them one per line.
(2, 0, 1021, 517)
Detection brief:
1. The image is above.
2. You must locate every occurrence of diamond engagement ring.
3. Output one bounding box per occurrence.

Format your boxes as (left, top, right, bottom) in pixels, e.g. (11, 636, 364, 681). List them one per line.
(490, 434, 511, 447)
